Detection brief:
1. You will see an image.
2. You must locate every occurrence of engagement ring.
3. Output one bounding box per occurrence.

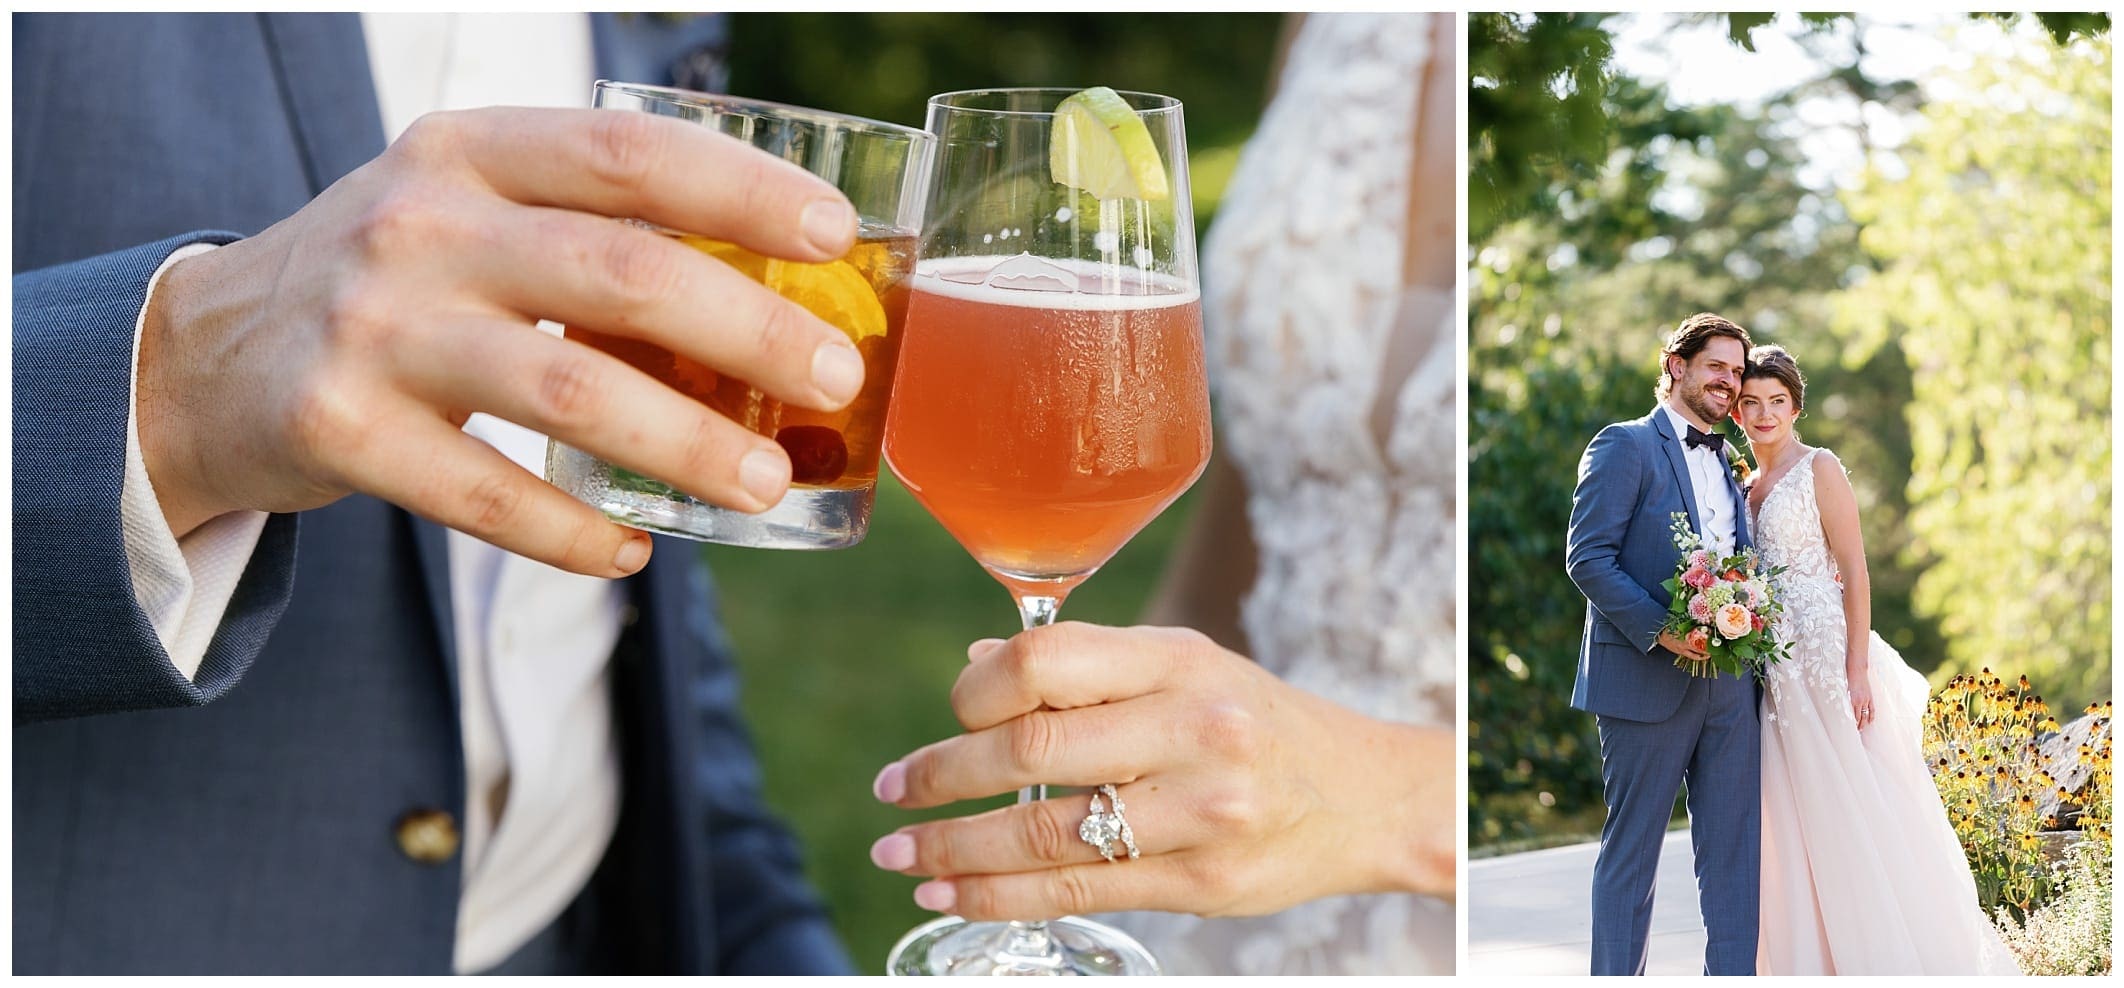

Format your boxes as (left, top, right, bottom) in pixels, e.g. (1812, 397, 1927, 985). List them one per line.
(1078, 783, 1140, 863)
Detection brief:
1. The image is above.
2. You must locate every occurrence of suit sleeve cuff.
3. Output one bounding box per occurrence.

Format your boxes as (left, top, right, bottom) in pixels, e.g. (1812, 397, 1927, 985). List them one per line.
(120, 242, 272, 682)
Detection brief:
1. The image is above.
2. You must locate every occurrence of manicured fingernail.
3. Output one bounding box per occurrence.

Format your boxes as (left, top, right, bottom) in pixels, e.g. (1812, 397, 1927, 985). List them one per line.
(739, 448, 789, 506)
(913, 880, 956, 912)
(811, 342, 865, 407)
(967, 638, 1007, 662)
(870, 833, 916, 871)
(613, 535, 651, 574)
(873, 761, 907, 803)
(800, 198, 856, 255)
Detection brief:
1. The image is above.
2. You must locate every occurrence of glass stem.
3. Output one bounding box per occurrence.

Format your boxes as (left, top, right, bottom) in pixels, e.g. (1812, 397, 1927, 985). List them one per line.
(1007, 594, 1063, 949)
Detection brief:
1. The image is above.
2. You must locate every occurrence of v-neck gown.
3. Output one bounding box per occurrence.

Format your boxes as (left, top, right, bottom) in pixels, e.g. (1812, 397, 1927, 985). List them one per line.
(1753, 449, 2021, 975)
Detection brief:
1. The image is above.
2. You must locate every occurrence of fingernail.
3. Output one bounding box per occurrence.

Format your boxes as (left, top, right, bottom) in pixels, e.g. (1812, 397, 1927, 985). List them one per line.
(913, 880, 956, 913)
(811, 342, 865, 407)
(613, 535, 651, 574)
(739, 447, 789, 506)
(873, 761, 907, 803)
(870, 833, 916, 871)
(967, 638, 1007, 662)
(800, 198, 856, 255)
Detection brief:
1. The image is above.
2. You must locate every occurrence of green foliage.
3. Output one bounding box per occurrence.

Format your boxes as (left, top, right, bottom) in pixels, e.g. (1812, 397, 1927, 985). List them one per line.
(1834, 33, 2112, 711)
(1469, 13, 2109, 242)
(726, 13, 1283, 236)
(727, 13, 1279, 146)
(1994, 840, 2115, 975)
(1468, 345, 1643, 845)
(1467, 12, 1618, 242)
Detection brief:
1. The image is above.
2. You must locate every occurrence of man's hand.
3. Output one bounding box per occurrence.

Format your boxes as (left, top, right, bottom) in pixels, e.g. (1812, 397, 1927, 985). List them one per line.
(138, 107, 867, 577)
(1657, 629, 1709, 663)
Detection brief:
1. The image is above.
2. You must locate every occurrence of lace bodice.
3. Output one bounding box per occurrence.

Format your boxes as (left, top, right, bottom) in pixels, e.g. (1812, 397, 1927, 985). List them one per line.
(1752, 450, 1841, 590)
(1202, 12, 1454, 730)
(1105, 13, 1455, 977)
(1751, 449, 1853, 717)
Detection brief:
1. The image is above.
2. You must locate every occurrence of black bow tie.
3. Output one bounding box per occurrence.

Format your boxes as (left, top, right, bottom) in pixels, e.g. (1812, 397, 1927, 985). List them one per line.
(1685, 426, 1726, 453)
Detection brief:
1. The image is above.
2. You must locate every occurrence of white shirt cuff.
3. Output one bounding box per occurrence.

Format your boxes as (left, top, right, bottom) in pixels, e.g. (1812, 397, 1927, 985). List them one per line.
(121, 242, 271, 681)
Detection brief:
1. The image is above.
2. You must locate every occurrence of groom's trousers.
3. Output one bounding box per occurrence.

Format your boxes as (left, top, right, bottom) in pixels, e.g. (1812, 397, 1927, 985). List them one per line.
(1589, 671, 1760, 976)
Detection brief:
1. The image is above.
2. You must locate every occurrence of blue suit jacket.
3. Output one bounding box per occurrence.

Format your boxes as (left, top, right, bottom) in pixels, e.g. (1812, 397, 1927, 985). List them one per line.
(1564, 407, 1754, 723)
(13, 13, 852, 974)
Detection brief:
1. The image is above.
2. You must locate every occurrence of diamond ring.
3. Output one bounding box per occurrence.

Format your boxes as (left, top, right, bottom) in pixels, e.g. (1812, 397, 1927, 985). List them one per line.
(1078, 783, 1140, 863)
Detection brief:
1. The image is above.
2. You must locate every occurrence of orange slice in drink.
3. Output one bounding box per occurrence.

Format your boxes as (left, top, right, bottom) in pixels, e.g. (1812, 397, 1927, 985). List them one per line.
(679, 235, 888, 343)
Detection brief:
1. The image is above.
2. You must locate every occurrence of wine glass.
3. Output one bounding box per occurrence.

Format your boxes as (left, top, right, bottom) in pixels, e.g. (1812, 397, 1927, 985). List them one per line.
(881, 88, 1210, 976)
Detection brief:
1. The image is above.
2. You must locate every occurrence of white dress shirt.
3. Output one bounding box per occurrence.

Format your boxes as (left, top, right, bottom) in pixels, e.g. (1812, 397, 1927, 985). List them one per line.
(1661, 403, 1738, 557)
(121, 14, 625, 974)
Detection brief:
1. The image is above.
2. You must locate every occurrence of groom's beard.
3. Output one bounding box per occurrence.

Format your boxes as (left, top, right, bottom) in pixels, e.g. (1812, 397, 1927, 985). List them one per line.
(1679, 381, 1731, 426)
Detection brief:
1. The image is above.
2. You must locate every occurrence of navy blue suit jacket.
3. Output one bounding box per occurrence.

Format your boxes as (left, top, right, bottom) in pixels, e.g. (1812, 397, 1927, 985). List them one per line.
(1564, 407, 1754, 723)
(13, 13, 851, 974)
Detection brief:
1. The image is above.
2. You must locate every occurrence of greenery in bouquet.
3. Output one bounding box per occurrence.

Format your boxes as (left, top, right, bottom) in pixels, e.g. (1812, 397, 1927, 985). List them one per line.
(1658, 513, 1787, 679)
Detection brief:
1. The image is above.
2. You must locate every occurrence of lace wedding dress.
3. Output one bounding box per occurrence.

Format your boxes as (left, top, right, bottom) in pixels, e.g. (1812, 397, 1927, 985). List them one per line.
(1753, 449, 2021, 975)
(1106, 13, 1456, 975)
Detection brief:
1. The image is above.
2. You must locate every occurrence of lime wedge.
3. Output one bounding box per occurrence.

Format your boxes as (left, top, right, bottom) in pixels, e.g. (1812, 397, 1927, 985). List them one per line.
(1050, 87, 1170, 202)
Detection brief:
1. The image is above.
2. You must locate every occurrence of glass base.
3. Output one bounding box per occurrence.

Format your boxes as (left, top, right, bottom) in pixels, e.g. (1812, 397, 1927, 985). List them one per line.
(546, 442, 872, 549)
(887, 916, 1161, 976)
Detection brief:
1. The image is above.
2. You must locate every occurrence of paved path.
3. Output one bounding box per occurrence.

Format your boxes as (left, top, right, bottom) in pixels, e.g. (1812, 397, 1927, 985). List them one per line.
(1468, 830, 1709, 976)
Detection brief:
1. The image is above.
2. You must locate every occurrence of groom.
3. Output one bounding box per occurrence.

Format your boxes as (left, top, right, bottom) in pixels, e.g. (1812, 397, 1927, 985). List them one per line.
(1565, 313, 1762, 976)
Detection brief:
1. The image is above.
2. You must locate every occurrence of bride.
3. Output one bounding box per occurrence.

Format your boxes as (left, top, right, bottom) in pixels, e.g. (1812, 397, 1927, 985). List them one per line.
(1737, 345, 2021, 975)
(861, 12, 1457, 975)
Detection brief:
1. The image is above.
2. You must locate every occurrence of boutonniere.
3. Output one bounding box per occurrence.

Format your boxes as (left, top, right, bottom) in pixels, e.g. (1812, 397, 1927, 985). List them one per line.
(1727, 442, 1754, 488)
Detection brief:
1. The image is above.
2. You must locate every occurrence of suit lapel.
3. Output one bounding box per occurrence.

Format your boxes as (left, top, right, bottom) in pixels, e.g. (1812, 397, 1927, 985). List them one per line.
(257, 14, 387, 195)
(1651, 407, 1703, 539)
(589, 12, 731, 89)
(1726, 450, 1753, 550)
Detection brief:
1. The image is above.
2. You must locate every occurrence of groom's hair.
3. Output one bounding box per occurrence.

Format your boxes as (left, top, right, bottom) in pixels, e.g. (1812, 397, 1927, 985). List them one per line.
(1656, 313, 1752, 401)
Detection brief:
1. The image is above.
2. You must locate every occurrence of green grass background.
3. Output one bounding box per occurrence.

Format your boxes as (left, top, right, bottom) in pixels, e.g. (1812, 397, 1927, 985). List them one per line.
(707, 472, 1197, 970)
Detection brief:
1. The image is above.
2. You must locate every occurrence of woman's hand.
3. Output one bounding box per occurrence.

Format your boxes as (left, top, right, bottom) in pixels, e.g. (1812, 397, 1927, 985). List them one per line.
(867, 622, 1454, 922)
(1848, 665, 1876, 731)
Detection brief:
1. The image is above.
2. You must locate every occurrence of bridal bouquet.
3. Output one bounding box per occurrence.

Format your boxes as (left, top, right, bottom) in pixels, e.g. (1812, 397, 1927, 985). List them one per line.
(1659, 513, 1788, 679)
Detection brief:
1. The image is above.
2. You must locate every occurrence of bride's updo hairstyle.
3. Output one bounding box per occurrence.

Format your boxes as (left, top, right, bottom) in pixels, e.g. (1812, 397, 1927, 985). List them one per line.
(1742, 344, 1807, 412)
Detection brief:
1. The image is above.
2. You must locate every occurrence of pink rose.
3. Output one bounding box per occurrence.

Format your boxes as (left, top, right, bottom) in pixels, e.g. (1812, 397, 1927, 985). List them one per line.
(1685, 626, 1711, 656)
(1715, 602, 1753, 640)
(1687, 593, 1714, 623)
(1752, 611, 1766, 632)
(1683, 565, 1716, 591)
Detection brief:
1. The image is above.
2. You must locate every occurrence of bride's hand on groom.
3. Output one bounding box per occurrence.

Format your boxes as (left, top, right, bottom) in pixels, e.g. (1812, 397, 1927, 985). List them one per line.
(867, 622, 1454, 921)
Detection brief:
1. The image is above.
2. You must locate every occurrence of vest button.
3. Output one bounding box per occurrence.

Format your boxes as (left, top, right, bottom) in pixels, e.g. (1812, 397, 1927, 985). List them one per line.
(395, 808, 460, 864)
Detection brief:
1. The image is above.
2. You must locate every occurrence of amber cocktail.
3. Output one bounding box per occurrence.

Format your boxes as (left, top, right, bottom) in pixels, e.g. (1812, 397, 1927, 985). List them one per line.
(546, 83, 933, 549)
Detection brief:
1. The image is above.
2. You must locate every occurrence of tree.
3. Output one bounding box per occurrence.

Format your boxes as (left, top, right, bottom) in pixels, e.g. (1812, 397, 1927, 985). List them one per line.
(1833, 32, 2112, 711)
(1470, 13, 2110, 242)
